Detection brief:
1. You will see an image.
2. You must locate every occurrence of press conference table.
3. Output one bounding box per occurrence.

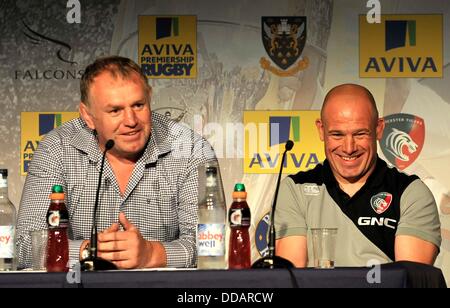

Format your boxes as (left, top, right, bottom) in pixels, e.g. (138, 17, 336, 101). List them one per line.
(0, 261, 446, 288)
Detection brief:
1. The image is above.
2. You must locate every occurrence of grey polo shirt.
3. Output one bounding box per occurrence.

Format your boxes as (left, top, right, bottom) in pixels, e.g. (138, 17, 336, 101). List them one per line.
(275, 158, 441, 267)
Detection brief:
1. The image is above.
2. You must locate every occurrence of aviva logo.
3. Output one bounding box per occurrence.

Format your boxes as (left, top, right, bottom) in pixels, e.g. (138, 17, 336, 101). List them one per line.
(269, 116, 300, 146)
(243, 111, 324, 174)
(360, 15, 442, 77)
(39, 113, 62, 136)
(385, 20, 416, 51)
(21, 112, 79, 175)
(156, 17, 179, 40)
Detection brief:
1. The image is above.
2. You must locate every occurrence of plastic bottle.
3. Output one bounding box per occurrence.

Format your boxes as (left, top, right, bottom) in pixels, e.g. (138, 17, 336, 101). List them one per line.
(46, 185, 69, 272)
(228, 183, 251, 269)
(0, 169, 17, 271)
(197, 162, 227, 269)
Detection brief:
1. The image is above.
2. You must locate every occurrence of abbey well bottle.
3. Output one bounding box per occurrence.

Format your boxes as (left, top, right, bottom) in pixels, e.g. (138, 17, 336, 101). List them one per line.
(0, 169, 17, 271)
(197, 163, 227, 269)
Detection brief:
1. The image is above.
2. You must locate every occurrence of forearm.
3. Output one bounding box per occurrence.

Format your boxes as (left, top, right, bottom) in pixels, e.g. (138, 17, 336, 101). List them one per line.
(395, 235, 439, 265)
(276, 236, 308, 268)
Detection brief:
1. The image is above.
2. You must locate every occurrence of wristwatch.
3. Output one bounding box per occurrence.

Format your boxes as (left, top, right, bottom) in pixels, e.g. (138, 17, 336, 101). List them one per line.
(81, 243, 90, 260)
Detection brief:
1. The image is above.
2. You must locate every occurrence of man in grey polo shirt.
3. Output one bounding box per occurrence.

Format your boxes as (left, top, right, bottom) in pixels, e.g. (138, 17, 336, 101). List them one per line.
(275, 83, 441, 267)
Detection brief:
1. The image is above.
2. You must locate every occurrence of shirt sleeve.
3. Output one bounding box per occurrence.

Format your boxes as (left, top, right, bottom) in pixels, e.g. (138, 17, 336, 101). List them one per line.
(16, 131, 76, 269)
(162, 135, 217, 268)
(397, 179, 442, 248)
(274, 176, 308, 238)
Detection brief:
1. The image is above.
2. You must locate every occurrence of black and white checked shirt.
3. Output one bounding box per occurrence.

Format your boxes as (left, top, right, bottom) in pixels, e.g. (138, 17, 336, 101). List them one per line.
(17, 112, 216, 269)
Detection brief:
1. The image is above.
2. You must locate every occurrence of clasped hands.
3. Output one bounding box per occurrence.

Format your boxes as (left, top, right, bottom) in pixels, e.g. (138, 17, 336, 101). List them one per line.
(97, 212, 152, 269)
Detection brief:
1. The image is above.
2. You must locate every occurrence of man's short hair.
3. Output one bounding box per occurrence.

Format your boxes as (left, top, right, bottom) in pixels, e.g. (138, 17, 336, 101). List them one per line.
(80, 56, 151, 106)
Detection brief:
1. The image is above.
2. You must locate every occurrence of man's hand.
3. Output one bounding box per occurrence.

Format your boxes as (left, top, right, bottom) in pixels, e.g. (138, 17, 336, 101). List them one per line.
(97, 212, 153, 269)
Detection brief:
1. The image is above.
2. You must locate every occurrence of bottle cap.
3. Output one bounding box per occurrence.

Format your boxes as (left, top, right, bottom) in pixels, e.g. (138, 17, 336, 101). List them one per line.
(52, 185, 64, 193)
(50, 185, 64, 200)
(234, 183, 246, 192)
(0, 169, 7, 178)
(232, 183, 247, 199)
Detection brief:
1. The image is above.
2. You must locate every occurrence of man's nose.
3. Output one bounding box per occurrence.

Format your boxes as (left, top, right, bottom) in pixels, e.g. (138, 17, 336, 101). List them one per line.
(342, 135, 357, 154)
(123, 109, 137, 126)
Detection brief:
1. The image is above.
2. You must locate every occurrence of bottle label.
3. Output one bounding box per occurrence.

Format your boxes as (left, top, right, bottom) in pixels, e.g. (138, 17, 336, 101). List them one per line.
(197, 224, 225, 256)
(0, 226, 14, 258)
(47, 210, 69, 228)
(0, 178, 6, 188)
(229, 208, 251, 227)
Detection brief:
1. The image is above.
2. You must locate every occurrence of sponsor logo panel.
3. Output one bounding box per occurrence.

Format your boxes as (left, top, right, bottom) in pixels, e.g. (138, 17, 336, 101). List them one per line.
(21, 112, 79, 175)
(243, 111, 324, 174)
(139, 15, 197, 79)
(360, 14, 442, 77)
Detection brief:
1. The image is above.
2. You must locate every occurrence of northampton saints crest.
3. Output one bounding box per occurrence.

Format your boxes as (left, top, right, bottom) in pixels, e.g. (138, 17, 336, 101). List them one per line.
(381, 113, 425, 170)
(261, 16, 308, 76)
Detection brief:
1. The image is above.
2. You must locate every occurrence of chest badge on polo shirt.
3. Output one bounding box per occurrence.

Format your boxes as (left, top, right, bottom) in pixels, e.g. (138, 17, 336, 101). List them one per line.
(370, 192, 393, 214)
(303, 184, 320, 196)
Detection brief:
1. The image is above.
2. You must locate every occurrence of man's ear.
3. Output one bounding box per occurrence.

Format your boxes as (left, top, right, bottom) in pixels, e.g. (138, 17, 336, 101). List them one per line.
(79, 102, 95, 130)
(315, 119, 325, 141)
(376, 118, 385, 141)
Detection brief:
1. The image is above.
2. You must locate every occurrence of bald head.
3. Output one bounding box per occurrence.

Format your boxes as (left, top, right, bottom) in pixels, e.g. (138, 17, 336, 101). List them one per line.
(321, 84, 379, 124)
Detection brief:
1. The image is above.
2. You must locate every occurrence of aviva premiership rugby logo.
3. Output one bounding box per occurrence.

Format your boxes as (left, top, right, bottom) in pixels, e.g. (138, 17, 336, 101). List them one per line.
(381, 113, 424, 170)
(370, 192, 393, 214)
(260, 16, 308, 76)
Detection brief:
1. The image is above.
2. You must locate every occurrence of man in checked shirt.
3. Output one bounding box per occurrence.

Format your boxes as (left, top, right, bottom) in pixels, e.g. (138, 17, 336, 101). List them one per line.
(16, 56, 216, 269)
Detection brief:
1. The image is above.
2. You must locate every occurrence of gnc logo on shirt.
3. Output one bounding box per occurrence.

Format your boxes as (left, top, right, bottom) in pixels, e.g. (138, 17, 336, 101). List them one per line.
(370, 192, 393, 214)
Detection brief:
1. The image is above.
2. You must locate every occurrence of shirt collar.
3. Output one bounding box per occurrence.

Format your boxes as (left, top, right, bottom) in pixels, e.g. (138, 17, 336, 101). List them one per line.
(69, 118, 102, 163)
(69, 112, 173, 164)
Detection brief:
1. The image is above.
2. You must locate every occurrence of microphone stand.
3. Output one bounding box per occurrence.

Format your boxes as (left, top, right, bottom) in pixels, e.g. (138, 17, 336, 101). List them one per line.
(80, 139, 117, 271)
(252, 140, 294, 269)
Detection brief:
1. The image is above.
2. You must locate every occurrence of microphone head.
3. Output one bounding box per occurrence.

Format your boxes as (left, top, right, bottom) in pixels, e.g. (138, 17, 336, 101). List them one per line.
(105, 139, 115, 151)
(285, 140, 294, 151)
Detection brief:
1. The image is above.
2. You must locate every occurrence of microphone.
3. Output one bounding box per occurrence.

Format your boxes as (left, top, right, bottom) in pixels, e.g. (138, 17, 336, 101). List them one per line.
(252, 140, 294, 269)
(80, 139, 117, 271)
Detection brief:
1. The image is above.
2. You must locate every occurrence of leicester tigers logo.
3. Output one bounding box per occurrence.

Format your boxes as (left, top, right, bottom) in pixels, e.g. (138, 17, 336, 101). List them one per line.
(381, 114, 425, 170)
(385, 128, 418, 162)
(370, 192, 393, 214)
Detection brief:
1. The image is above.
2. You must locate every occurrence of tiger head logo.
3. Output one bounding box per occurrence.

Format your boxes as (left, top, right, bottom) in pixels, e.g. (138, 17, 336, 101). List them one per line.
(385, 128, 418, 162)
(380, 113, 425, 170)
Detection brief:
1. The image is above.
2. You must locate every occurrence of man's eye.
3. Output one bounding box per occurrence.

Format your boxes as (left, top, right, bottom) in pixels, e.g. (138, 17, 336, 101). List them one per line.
(355, 132, 368, 137)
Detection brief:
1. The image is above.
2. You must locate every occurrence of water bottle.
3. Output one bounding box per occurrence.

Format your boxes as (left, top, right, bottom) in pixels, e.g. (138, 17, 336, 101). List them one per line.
(46, 185, 69, 272)
(0, 169, 17, 271)
(228, 183, 251, 269)
(197, 162, 227, 269)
